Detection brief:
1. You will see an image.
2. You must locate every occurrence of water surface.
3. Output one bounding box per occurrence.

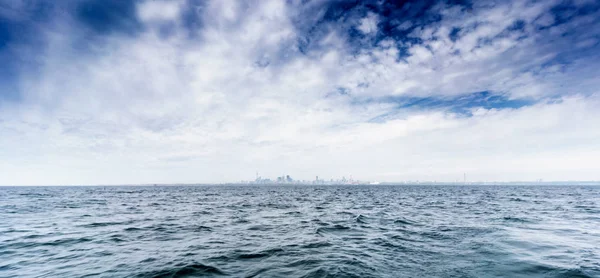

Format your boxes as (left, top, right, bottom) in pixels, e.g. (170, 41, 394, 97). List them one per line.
(1, 185, 599, 277)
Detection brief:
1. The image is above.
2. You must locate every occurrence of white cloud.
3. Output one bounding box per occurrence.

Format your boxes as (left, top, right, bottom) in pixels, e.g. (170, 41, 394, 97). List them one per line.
(137, 0, 183, 22)
(357, 12, 379, 35)
(1, 0, 599, 184)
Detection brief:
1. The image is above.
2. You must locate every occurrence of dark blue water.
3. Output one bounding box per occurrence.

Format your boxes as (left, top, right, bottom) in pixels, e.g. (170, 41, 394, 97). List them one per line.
(1, 185, 599, 277)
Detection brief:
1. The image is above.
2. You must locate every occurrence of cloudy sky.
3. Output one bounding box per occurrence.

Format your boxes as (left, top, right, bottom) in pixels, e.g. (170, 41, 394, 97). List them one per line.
(1, 0, 599, 185)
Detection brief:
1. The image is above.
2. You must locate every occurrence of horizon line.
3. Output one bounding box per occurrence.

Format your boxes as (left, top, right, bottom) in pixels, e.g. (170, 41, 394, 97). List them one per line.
(2, 181, 600, 187)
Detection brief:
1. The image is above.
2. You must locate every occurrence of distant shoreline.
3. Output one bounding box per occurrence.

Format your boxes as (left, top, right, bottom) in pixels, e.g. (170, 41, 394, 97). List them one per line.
(2, 182, 600, 187)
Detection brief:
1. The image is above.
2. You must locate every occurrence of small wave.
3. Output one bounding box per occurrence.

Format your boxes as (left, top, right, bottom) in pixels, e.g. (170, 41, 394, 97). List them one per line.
(191, 225, 213, 232)
(285, 259, 322, 268)
(193, 210, 213, 216)
(298, 267, 340, 278)
(18, 193, 50, 197)
(301, 242, 332, 249)
(91, 250, 113, 257)
(232, 218, 249, 224)
(509, 263, 597, 278)
(310, 219, 330, 226)
(79, 221, 131, 228)
(297, 265, 371, 278)
(236, 248, 284, 260)
(419, 231, 451, 240)
(258, 203, 294, 209)
(394, 218, 415, 225)
(137, 263, 225, 277)
(0, 250, 16, 256)
(247, 225, 272, 231)
(502, 216, 530, 223)
(554, 268, 598, 278)
(145, 224, 178, 233)
(316, 225, 351, 235)
(45, 237, 93, 246)
(114, 191, 139, 194)
(437, 226, 453, 232)
(355, 215, 368, 224)
(371, 238, 409, 250)
(109, 235, 125, 242)
(22, 234, 46, 239)
(5, 237, 93, 249)
(139, 257, 157, 263)
(389, 234, 422, 243)
(1, 228, 30, 234)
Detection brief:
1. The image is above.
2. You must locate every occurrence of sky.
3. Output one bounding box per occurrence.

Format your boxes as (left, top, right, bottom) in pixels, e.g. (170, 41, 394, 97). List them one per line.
(1, 0, 599, 185)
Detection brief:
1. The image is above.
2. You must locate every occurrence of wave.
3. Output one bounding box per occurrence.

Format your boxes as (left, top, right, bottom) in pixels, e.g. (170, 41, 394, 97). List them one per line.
(509, 263, 597, 278)
(3, 237, 93, 249)
(235, 248, 285, 260)
(394, 218, 416, 225)
(247, 225, 273, 231)
(301, 241, 332, 249)
(136, 263, 225, 277)
(502, 216, 531, 223)
(355, 214, 368, 224)
(316, 225, 351, 235)
(79, 220, 137, 228)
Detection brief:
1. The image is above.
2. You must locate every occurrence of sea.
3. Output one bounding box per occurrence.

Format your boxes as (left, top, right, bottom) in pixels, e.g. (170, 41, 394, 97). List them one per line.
(0, 185, 599, 278)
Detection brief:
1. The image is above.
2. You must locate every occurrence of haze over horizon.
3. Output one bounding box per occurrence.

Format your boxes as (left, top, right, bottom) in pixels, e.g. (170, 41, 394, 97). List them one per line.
(1, 0, 600, 185)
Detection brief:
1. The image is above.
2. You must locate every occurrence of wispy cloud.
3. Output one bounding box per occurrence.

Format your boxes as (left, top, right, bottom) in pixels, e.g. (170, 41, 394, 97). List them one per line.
(0, 0, 599, 184)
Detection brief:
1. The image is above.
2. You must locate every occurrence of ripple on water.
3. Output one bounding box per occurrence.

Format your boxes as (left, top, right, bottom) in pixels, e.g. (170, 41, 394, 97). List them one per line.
(1, 185, 599, 277)
(136, 263, 225, 277)
(393, 218, 417, 226)
(301, 241, 332, 249)
(355, 215, 368, 224)
(235, 248, 285, 260)
(316, 225, 354, 236)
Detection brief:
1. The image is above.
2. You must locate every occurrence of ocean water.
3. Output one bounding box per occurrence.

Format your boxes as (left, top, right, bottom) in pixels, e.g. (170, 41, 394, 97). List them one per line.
(0, 185, 599, 278)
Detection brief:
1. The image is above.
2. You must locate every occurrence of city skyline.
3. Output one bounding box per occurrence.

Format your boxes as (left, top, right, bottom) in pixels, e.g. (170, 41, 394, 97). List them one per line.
(243, 172, 373, 185)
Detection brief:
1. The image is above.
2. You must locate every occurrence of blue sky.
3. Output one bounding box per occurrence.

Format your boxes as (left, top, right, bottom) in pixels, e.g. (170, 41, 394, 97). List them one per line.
(1, 0, 600, 185)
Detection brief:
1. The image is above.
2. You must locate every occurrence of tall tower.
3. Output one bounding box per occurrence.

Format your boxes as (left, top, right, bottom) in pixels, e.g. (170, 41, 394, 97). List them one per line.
(464, 173, 466, 184)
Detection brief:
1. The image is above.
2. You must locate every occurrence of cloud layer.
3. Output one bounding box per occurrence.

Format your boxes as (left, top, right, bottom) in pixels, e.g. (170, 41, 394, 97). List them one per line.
(1, 0, 599, 184)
